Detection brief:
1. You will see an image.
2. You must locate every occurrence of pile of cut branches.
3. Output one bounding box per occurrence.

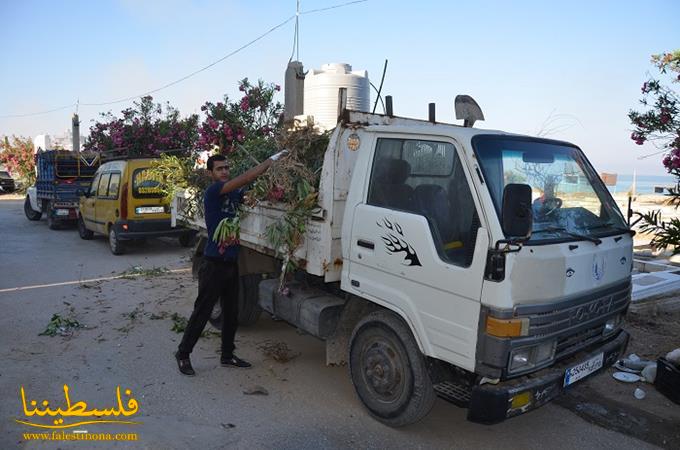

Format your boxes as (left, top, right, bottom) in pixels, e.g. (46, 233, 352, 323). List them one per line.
(244, 122, 331, 289)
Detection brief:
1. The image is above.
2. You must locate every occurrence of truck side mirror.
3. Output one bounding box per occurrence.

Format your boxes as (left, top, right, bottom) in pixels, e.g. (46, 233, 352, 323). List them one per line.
(502, 184, 533, 239)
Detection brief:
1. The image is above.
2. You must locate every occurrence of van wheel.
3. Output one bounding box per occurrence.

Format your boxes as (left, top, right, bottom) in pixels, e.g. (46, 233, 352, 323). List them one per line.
(208, 274, 262, 328)
(78, 216, 94, 240)
(349, 310, 436, 427)
(24, 196, 42, 221)
(109, 227, 125, 255)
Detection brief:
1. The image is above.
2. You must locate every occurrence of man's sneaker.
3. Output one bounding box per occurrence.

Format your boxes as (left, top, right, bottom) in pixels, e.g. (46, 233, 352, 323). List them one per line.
(175, 351, 196, 376)
(221, 355, 252, 368)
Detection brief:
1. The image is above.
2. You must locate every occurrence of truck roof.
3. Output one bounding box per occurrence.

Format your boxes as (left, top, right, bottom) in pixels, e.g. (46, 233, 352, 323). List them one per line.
(344, 110, 576, 148)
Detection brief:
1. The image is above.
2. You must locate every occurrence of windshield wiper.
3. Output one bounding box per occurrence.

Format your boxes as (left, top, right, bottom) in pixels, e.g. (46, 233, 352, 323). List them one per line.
(586, 222, 635, 236)
(533, 227, 602, 245)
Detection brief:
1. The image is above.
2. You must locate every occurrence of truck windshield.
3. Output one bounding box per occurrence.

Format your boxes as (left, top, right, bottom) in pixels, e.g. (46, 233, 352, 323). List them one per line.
(472, 135, 627, 243)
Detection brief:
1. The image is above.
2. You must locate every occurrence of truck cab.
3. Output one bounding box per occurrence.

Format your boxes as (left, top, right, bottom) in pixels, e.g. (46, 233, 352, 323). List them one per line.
(336, 113, 631, 423)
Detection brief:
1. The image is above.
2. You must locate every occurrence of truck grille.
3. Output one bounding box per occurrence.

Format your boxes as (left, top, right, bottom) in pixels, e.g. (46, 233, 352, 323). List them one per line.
(520, 282, 630, 338)
(555, 323, 607, 358)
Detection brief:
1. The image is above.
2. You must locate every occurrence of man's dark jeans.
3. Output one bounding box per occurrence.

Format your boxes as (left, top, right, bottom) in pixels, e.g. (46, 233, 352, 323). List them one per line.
(178, 258, 239, 358)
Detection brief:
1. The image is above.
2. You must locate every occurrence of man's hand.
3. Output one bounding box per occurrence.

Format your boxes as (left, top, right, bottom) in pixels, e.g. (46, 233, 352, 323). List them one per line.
(270, 149, 289, 161)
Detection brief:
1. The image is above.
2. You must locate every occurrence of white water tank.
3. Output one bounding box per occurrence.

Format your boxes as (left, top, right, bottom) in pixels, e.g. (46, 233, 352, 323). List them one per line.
(33, 135, 52, 152)
(303, 63, 369, 130)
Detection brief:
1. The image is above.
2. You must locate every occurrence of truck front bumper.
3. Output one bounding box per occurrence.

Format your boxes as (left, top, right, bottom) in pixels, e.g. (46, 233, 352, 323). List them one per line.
(467, 329, 629, 424)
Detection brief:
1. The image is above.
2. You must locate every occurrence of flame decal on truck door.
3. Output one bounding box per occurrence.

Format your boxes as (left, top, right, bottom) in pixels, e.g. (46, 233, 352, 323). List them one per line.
(377, 218, 422, 267)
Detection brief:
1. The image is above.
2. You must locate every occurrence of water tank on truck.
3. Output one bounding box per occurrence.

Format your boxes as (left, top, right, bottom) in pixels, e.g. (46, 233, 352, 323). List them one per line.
(301, 63, 370, 130)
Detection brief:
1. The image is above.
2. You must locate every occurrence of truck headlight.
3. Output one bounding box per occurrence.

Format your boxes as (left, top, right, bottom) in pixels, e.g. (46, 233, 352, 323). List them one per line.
(509, 340, 556, 373)
(603, 315, 621, 336)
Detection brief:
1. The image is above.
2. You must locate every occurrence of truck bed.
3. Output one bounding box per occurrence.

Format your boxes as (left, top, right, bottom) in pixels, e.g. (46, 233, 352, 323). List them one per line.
(173, 124, 358, 282)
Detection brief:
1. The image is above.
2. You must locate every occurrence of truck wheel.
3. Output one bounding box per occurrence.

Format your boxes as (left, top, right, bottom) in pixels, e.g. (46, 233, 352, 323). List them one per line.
(238, 274, 263, 326)
(208, 274, 263, 328)
(109, 227, 125, 255)
(349, 310, 436, 427)
(178, 232, 197, 248)
(24, 196, 42, 221)
(78, 216, 94, 240)
(47, 207, 60, 230)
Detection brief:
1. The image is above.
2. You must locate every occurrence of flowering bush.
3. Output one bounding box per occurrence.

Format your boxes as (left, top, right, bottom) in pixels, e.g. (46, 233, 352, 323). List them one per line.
(0, 135, 36, 190)
(630, 50, 680, 254)
(629, 51, 680, 175)
(83, 96, 199, 157)
(198, 79, 283, 175)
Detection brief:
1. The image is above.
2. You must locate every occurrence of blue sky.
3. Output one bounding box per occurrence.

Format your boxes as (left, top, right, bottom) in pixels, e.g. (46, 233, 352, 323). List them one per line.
(1, 0, 678, 175)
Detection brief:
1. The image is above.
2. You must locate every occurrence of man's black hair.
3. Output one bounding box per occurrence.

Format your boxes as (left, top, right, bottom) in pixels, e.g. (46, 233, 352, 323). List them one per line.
(207, 154, 227, 171)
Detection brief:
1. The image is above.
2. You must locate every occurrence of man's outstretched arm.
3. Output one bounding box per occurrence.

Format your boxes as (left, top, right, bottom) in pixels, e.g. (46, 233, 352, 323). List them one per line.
(219, 150, 288, 195)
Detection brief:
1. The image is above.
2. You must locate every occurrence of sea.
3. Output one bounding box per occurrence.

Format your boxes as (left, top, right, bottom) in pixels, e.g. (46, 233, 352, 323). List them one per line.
(606, 174, 677, 195)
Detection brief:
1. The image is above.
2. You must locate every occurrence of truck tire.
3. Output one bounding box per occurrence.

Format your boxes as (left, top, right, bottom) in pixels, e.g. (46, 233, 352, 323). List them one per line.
(78, 216, 94, 240)
(109, 227, 125, 255)
(47, 203, 60, 230)
(24, 196, 42, 221)
(238, 274, 263, 326)
(208, 274, 263, 328)
(349, 310, 436, 427)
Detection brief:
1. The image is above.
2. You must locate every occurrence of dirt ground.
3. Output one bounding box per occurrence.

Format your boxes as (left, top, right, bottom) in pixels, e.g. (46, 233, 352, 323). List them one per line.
(557, 307, 680, 449)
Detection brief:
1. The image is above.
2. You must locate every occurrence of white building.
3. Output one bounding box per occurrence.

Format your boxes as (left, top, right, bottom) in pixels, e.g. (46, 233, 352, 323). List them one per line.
(33, 128, 86, 153)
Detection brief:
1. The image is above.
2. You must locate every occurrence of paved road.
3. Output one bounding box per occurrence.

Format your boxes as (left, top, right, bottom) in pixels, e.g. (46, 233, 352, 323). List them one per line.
(0, 199, 191, 290)
(0, 198, 658, 449)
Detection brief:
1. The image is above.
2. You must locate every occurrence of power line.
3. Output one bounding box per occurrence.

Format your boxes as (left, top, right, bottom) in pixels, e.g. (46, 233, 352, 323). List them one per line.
(301, 0, 368, 15)
(0, 0, 370, 119)
(0, 103, 76, 119)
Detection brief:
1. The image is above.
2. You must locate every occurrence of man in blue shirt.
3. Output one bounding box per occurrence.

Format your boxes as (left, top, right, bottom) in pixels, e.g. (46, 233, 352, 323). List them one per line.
(175, 151, 286, 376)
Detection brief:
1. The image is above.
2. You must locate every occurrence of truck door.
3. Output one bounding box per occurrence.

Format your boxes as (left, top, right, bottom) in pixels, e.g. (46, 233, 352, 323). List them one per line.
(81, 173, 100, 231)
(347, 137, 489, 371)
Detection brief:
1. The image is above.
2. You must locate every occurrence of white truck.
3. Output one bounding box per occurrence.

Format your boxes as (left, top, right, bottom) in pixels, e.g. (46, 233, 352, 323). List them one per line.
(173, 97, 633, 426)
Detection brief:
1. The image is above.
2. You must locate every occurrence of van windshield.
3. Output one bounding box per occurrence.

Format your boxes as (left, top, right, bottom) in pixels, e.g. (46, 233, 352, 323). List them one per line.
(472, 135, 627, 243)
(132, 168, 164, 198)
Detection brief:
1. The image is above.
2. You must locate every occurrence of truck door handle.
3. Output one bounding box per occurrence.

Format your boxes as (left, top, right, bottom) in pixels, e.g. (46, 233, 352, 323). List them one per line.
(357, 239, 374, 249)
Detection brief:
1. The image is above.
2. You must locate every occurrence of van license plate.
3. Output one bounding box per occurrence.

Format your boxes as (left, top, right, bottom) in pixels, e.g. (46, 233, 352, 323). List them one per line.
(563, 352, 603, 386)
(136, 206, 164, 214)
(55, 209, 69, 216)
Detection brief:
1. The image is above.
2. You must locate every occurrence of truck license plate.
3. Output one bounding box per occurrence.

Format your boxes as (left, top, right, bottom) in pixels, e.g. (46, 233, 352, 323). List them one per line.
(55, 209, 69, 216)
(136, 206, 164, 214)
(563, 352, 603, 386)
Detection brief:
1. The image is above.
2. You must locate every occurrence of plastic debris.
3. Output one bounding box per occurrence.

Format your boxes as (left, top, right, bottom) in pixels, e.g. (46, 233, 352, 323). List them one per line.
(641, 364, 657, 384)
(619, 355, 654, 371)
(614, 361, 640, 373)
(634, 387, 646, 400)
(666, 348, 680, 366)
(613, 371, 641, 383)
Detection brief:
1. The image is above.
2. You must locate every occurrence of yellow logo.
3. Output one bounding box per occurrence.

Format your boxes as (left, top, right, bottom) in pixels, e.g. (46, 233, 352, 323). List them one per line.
(16, 385, 141, 429)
